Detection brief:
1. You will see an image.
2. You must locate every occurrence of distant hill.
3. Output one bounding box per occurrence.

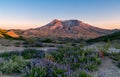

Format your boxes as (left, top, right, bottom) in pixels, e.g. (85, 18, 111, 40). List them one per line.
(87, 30, 120, 43)
(0, 29, 20, 39)
(20, 19, 114, 39)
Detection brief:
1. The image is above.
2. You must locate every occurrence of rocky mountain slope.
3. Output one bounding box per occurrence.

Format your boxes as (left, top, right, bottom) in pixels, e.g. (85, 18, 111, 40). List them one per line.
(21, 19, 114, 39)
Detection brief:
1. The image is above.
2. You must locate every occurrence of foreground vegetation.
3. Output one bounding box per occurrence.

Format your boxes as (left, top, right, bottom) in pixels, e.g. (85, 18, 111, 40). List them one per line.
(49, 47, 101, 71)
(0, 46, 102, 77)
(0, 56, 28, 74)
(0, 36, 120, 77)
(0, 49, 45, 59)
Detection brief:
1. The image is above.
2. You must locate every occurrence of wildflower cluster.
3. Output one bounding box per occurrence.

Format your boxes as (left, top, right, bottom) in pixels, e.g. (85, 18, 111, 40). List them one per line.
(50, 46, 101, 71)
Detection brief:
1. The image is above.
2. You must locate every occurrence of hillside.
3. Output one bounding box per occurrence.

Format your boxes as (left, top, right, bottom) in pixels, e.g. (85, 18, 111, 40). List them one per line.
(87, 31, 120, 42)
(21, 19, 114, 39)
(0, 29, 20, 39)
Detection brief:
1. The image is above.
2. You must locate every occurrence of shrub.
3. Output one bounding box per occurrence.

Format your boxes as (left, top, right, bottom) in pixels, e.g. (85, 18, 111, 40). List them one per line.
(23, 63, 67, 77)
(77, 71, 92, 77)
(22, 49, 45, 59)
(46, 64, 67, 77)
(22, 40, 43, 47)
(85, 64, 98, 71)
(0, 49, 45, 59)
(41, 38, 52, 43)
(45, 54, 55, 61)
(0, 56, 28, 74)
(71, 71, 92, 77)
(0, 51, 20, 58)
(97, 42, 111, 56)
(23, 67, 46, 77)
(49, 46, 101, 71)
(33, 42, 43, 47)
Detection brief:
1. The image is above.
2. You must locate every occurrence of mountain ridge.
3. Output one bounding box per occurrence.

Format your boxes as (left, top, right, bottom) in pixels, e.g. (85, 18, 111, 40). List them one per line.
(20, 19, 115, 39)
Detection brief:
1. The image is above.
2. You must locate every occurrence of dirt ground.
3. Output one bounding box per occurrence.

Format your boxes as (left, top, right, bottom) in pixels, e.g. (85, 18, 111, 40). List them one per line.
(91, 57, 120, 77)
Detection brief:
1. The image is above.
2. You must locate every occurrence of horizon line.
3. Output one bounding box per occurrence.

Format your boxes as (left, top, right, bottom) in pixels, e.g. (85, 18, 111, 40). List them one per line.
(0, 19, 120, 30)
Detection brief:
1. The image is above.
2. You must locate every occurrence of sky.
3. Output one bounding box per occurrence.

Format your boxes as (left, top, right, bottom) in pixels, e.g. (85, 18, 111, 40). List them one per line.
(0, 0, 120, 30)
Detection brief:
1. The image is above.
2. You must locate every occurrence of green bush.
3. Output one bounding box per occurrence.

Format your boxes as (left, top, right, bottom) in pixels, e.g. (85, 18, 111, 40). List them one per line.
(23, 64, 67, 77)
(22, 49, 45, 59)
(86, 64, 98, 71)
(77, 71, 92, 77)
(0, 56, 28, 74)
(0, 49, 45, 59)
(47, 65, 67, 77)
(49, 46, 101, 70)
(97, 42, 111, 56)
(41, 38, 52, 43)
(23, 67, 46, 77)
(71, 71, 92, 77)
(0, 51, 20, 58)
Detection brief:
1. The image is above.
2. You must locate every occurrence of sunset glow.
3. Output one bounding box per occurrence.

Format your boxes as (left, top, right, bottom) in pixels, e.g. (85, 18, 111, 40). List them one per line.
(0, 0, 120, 29)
